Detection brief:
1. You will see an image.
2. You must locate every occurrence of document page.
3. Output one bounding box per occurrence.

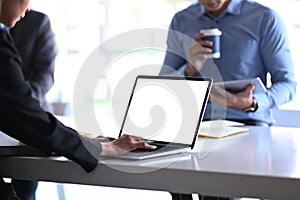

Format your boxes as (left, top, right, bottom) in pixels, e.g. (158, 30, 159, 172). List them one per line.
(198, 120, 249, 138)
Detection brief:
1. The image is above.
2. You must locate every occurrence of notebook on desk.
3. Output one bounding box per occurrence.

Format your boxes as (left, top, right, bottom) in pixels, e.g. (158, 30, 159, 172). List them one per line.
(116, 75, 212, 160)
(198, 120, 249, 138)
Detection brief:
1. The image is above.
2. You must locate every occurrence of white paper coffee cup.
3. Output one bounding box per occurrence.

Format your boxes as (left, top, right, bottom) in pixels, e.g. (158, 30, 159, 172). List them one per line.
(200, 28, 222, 59)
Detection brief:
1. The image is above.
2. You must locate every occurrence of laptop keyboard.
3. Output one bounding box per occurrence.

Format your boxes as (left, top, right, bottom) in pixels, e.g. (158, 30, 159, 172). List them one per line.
(131, 144, 179, 153)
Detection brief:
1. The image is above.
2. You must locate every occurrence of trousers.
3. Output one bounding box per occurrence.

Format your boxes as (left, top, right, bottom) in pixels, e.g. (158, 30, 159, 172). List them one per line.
(0, 176, 21, 200)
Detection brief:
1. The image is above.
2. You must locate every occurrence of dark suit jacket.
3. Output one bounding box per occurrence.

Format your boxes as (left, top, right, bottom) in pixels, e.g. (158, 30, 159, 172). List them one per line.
(10, 10, 56, 112)
(0, 28, 101, 172)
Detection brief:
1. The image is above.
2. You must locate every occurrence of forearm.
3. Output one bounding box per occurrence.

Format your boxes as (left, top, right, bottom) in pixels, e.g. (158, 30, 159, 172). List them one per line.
(256, 81, 297, 111)
(100, 142, 121, 157)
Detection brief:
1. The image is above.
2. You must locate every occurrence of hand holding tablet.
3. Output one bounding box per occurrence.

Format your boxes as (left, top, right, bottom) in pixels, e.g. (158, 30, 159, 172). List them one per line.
(213, 77, 267, 94)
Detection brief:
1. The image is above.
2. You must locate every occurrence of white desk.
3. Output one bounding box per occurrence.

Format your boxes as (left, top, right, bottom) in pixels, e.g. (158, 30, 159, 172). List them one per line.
(1, 126, 300, 199)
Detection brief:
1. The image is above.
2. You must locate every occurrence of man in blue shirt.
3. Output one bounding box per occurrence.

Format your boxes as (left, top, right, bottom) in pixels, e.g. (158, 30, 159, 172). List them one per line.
(160, 0, 296, 127)
(161, 0, 296, 199)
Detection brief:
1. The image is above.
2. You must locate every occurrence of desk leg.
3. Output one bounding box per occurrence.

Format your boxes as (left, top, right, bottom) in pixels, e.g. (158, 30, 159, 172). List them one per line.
(56, 184, 66, 200)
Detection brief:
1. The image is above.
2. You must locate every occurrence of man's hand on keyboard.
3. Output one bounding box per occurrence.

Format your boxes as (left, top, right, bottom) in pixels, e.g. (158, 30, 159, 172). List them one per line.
(100, 134, 157, 157)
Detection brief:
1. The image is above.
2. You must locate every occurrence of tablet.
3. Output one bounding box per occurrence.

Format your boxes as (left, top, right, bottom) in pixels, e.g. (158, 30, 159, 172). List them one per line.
(213, 77, 267, 94)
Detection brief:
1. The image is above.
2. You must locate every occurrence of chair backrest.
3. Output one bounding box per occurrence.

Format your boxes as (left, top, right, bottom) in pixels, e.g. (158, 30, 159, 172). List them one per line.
(51, 102, 70, 116)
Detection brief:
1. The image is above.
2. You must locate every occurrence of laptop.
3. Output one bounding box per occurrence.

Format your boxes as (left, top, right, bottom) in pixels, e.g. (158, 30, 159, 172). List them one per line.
(117, 75, 212, 160)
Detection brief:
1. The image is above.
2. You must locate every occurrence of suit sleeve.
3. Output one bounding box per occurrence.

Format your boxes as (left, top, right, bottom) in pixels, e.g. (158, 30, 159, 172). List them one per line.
(0, 30, 101, 173)
(26, 13, 56, 107)
(10, 11, 56, 112)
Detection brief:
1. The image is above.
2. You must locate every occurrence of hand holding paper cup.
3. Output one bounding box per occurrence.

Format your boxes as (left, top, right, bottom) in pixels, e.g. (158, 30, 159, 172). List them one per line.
(200, 28, 222, 59)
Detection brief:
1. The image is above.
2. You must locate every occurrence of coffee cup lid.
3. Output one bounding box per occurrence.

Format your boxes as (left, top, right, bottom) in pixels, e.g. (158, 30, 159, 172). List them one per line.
(200, 28, 222, 36)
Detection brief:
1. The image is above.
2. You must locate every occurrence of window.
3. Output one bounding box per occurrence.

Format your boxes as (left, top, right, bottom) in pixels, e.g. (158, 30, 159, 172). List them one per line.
(31, 0, 300, 114)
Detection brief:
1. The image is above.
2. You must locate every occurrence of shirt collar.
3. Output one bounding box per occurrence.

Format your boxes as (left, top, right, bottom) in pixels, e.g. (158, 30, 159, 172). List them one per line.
(196, 0, 244, 18)
(226, 0, 243, 15)
(0, 23, 9, 32)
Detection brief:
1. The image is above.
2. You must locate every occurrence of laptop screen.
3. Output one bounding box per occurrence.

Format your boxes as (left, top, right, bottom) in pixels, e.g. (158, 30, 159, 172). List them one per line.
(119, 75, 212, 146)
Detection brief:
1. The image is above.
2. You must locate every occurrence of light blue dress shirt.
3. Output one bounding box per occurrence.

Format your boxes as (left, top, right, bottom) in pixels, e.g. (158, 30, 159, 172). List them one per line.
(160, 0, 296, 125)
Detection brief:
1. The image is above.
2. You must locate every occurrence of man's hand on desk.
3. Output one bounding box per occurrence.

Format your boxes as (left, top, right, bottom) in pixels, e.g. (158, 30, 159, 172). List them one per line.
(209, 85, 255, 111)
(99, 134, 157, 157)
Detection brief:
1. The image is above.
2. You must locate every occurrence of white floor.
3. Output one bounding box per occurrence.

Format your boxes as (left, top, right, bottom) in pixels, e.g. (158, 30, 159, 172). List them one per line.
(35, 182, 261, 200)
(36, 182, 172, 200)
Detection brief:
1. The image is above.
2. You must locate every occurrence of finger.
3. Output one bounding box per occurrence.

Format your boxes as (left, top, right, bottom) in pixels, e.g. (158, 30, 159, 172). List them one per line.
(210, 94, 227, 106)
(209, 88, 228, 106)
(193, 32, 205, 40)
(246, 84, 255, 93)
(137, 141, 157, 149)
(210, 92, 221, 102)
(189, 42, 203, 52)
(124, 135, 157, 149)
(238, 84, 255, 96)
(96, 135, 116, 142)
(190, 41, 212, 52)
(106, 137, 116, 141)
(203, 47, 213, 53)
(190, 49, 212, 59)
(121, 134, 150, 147)
(128, 135, 145, 141)
(213, 86, 227, 97)
(209, 92, 217, 101)
(199, 40, 213, 47)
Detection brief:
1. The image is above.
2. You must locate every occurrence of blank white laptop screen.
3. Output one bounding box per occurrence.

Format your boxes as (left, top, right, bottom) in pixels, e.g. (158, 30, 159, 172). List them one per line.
(119, 75, 211, 146)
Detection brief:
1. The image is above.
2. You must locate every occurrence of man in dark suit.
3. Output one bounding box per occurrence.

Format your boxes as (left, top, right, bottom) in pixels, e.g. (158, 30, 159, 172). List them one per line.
(9, 10, 57, 200)
(0, 1, 156, 199)
(10, 10, 56, 113)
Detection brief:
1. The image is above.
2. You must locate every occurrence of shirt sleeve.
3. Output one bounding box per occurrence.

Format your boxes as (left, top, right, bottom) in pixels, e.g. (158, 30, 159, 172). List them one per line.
(255, 9, 297, 111)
